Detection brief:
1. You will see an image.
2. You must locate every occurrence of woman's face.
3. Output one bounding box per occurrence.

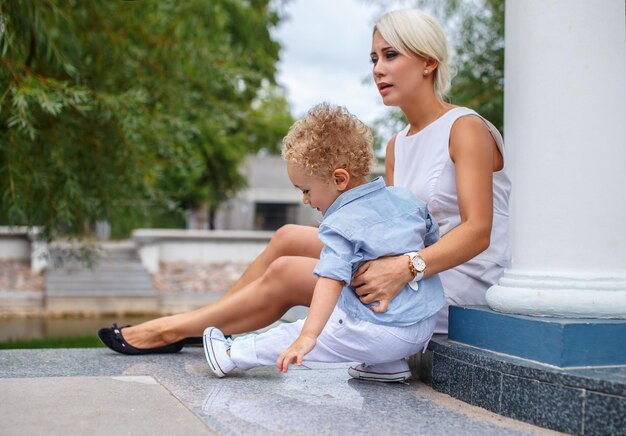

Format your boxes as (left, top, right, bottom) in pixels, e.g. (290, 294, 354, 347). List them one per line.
(370, 31, 429, 107)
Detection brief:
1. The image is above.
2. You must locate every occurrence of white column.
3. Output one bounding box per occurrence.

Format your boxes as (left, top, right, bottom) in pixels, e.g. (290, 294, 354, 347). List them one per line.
(486, 0, 626, 318)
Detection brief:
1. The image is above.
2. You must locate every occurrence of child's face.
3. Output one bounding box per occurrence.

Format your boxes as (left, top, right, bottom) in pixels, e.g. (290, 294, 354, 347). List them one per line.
(287, 162, 341, 216)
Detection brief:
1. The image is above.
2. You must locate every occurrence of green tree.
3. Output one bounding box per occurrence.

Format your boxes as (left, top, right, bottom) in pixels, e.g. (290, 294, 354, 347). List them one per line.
(428, 0, 505, 133)
(0, 0, 292, 239)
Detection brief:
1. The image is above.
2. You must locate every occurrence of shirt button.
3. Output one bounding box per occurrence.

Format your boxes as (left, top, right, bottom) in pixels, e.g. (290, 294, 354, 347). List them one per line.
(338, 319, 343, 324)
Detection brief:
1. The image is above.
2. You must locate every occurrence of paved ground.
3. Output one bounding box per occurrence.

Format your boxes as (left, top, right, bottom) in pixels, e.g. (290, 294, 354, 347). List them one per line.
(0, 348, 561, 435)
(1, 376, 212, 436)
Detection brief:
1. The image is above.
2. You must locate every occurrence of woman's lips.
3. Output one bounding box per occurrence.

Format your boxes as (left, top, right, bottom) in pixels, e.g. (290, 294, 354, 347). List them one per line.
(378, 82, 392, 96)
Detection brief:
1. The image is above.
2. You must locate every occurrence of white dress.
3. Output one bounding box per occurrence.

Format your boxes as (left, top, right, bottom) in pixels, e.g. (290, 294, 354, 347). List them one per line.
(393, 107, 512, 333)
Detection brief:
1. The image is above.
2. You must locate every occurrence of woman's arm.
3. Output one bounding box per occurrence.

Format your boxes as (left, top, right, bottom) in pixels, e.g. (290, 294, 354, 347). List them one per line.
(276, 277, 343, 371)
(385, 134, 396, 186)
(352, 117, 497, 309)
(418, 115, 495, 275)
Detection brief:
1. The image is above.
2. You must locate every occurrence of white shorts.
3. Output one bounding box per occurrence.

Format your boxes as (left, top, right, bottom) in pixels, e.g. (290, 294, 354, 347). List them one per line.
(229, 306, 437, 371)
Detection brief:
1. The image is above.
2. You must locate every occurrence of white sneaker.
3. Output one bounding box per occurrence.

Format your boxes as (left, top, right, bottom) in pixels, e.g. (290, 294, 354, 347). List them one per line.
(203, 327, 235, 377)
(348, 360, 412, 382)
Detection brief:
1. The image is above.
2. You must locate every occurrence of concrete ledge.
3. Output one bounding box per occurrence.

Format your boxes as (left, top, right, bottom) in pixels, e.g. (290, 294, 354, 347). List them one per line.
(0, 292, 44, 317)
(0, 292, 222, 318)
(133, 229, 275, 242)
(132, 229, 273, 273)
(45, 296, 160, 317)
(0, 291, 303, 320)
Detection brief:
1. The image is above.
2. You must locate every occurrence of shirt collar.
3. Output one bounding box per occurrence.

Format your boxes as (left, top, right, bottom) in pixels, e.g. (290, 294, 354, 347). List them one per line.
(324, 177, 386, 218)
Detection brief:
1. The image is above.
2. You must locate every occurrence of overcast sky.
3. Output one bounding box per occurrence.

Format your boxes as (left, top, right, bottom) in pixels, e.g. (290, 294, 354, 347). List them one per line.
(273, 0, 413, 126)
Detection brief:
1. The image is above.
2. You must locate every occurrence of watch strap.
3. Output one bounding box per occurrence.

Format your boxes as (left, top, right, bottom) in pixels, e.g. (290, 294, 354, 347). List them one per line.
(406, 252, 418, 277)
(404, 252, 420, 291)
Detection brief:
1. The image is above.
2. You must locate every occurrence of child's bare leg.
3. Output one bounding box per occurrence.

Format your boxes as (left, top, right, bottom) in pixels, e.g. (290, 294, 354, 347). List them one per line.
(122, 256, 318, 348)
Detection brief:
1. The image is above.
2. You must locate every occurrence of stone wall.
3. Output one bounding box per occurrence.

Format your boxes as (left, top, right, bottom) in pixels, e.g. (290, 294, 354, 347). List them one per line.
(133, 229, 273, 274)
(0, 227, 47, 273)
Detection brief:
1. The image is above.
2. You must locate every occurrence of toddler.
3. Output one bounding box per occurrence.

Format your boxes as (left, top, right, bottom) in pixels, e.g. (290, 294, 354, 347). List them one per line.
(203, 103, 445, 381)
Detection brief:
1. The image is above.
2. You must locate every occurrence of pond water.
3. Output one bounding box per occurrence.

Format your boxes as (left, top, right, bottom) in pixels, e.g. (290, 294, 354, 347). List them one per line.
(0, 316, 156, 343)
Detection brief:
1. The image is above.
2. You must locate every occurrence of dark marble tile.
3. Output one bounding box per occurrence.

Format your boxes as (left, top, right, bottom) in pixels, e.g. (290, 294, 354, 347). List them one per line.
(501, 374, 584, 435)
(569, 367, 626, 397)
(584, 391, 626, 436)
(472, 366, 502, 414)
(432, 352, 451, 395)
(446, 358, 474, 404)
(430, 336, 626, 397)
(432, 336, 537, 377)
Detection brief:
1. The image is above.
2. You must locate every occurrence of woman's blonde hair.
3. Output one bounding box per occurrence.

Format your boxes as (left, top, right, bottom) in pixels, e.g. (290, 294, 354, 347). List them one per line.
(374, 9, 451, 99)
(282, 103, 374, 179)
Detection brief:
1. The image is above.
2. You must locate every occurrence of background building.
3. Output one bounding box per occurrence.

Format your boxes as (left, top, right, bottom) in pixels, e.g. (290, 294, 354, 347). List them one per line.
(215, 154, 385, 231)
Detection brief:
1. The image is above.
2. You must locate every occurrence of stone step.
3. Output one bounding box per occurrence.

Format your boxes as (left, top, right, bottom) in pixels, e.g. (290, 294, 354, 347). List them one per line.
(48, 263, 149, 273)
(47, 286, 154, 293)
(46, 275, 153, 284)
(46, 274, 154, 288)
(417, 335, 626, 435)
(46, 290, 156, 297)
(45, 295, 159, 316)
(44, 244, 157, 300)
(47, 285, 155, 293)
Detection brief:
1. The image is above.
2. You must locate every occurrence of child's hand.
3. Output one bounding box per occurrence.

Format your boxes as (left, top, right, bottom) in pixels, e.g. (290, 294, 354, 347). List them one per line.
(276, 334, 317, 372)
(370, 299, 390, 313)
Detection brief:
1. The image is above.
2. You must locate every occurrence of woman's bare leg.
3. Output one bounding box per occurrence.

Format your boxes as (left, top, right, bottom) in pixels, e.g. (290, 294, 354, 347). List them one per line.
(122, 256, 318, 348)
(120, 225, 322, 348)
(226, 225, 322, 295)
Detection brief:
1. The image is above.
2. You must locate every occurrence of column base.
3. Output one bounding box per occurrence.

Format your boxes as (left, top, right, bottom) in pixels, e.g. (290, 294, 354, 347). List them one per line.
(486, 269, 626, 319)
(448, 305, 626, 367)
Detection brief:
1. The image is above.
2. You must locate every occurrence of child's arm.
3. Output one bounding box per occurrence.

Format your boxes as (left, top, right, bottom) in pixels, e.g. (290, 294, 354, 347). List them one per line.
(276, 277, 343, 372)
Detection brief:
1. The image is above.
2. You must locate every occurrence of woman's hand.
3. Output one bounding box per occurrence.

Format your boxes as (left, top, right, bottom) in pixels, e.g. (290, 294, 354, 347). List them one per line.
(351, 255, 412, 313)
(276, 334, 317, 372)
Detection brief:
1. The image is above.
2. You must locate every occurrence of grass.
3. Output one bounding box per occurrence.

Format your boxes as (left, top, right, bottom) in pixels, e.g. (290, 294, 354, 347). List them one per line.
(0, 335, 104, 349)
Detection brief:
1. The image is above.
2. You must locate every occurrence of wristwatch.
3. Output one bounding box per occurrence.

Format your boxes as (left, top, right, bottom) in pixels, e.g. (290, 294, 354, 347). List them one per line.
(405, 252, 426, 291)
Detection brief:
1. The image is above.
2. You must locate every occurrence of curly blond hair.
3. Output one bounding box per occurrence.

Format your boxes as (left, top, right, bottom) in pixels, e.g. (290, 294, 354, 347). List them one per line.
(281, 103, 374, 180)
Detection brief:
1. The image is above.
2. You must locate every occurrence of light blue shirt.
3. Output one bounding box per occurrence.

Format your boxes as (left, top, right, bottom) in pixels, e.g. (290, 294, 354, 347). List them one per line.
(313, 177, 446, 327)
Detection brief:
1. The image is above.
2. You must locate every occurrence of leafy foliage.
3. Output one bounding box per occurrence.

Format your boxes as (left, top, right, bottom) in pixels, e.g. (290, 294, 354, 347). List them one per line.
(429, 0, 505, 133)
(0, 0, 292, 238)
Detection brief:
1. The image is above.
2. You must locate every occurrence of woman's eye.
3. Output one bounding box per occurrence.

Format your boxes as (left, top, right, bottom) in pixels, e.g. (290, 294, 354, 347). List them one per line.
(370, 57, 378, 65)
(302, 190, 309, 195)
(385, 51, 398, 59)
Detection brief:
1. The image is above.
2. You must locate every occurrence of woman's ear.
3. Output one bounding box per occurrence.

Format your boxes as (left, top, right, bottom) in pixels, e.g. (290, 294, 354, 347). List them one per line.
(424, 57, 439, 75)
(332, 168, 350, 191)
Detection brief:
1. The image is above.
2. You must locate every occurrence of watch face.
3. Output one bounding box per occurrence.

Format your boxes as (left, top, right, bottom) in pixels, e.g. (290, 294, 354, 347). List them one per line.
(412, 255, 426, 272)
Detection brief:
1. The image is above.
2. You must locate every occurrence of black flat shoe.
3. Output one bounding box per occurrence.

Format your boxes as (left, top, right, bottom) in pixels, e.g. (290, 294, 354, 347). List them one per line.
(183, 335, 231, 347)
(183, 336, 203, 347)
(98, 323, 185, 355)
